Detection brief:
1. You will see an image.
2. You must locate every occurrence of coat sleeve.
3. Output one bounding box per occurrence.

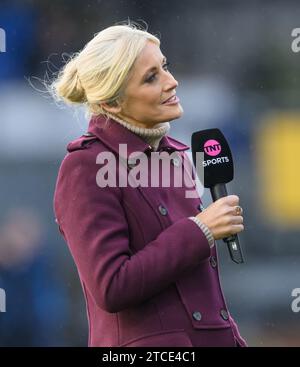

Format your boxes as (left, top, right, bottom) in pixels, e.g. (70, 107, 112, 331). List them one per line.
(54, 149, 211, 313)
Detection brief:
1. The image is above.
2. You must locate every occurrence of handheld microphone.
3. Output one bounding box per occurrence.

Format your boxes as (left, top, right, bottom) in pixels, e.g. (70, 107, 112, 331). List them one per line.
(191, 128, 245, 264)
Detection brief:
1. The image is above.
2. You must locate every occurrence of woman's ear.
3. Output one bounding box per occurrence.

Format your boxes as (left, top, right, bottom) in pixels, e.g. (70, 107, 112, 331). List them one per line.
(100, 100, 122, 114)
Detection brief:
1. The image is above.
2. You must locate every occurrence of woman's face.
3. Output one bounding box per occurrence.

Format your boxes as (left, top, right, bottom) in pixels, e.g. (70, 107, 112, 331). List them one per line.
(107, 41, 183, 128)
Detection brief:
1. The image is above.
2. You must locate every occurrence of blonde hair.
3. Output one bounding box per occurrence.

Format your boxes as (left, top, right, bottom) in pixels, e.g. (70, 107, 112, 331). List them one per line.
(51, 22, 160, 117)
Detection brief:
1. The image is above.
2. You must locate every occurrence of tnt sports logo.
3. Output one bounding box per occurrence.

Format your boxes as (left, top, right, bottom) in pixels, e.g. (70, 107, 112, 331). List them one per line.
(204, 139, 222, 157)
(203, 139, 229, 167)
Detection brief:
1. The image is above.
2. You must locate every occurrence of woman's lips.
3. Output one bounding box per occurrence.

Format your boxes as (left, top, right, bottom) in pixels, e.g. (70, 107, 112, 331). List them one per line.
(162, 95, 180, 105)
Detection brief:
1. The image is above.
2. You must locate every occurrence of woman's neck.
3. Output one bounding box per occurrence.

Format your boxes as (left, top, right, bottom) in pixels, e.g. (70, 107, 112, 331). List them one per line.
(105, 112, 170, 151)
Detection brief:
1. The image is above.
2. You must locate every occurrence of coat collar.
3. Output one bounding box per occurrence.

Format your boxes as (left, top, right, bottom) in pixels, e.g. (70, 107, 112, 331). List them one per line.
(87, 115, 190, 159)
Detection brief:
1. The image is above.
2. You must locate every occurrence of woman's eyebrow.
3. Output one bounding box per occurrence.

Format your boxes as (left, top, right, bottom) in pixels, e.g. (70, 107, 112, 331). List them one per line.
(142, 56, 167, 79)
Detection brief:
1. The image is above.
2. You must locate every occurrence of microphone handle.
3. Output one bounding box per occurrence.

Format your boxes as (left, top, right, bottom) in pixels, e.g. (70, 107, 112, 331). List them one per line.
(210, 184, 245, 264)
(210, 183, 228, 201)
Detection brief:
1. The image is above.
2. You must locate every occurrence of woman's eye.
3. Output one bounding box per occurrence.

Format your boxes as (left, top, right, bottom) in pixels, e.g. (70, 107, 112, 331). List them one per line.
(146, 62, 171, 83)
(163, 62, 170, 71)
(146, 74, 156, 83)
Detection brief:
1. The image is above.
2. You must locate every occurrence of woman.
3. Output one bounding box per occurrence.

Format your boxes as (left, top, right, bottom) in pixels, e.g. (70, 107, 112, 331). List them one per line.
(53, 23, 247, 347)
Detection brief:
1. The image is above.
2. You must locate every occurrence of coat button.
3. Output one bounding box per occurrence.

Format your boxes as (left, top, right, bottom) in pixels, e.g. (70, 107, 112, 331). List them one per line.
(158, 205, 168, 216)
(198, 203, 204, 211)
(220, 309, 229, 321)
(210, 256, 217, 268)
(192, 311, 202, 321)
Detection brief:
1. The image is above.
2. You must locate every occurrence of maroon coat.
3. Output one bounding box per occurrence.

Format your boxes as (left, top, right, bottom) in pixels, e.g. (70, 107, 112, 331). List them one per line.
(53, 115, 247, 347)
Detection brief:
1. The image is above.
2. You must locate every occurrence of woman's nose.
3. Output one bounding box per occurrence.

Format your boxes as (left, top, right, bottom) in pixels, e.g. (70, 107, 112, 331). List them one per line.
(164, 72, 178, 90)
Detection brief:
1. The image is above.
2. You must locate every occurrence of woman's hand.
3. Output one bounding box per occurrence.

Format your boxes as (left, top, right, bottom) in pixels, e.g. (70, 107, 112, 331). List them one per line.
(196, 195, 244, 240)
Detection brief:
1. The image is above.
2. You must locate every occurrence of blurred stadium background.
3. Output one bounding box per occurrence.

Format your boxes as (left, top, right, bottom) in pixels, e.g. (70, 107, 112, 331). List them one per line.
(0, 0, 300, 346)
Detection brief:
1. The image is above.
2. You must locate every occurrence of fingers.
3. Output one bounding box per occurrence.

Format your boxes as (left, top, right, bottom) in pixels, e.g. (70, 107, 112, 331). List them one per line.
(226, 212, 244, 236)
(230, 224, 244, 234)
(231, 215, 244, 225)
(216, 195, 240, 207)
(222, 195, 240, 206)
(216, 195, 242, 216)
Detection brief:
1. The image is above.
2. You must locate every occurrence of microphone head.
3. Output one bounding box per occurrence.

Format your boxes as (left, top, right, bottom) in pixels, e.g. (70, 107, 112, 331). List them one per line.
(191, 128, 234, 188)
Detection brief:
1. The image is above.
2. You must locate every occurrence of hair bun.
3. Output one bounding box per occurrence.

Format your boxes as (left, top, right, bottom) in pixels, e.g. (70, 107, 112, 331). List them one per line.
(54, 57, 87, 104)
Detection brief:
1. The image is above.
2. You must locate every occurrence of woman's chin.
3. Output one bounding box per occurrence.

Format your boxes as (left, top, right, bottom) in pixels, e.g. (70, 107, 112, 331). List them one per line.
(169, 105, 184, 120)
(152, 105, 183, 123)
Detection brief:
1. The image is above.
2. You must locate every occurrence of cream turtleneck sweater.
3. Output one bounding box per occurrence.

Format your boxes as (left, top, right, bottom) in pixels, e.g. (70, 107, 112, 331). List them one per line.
(105, 112, 170, 151)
